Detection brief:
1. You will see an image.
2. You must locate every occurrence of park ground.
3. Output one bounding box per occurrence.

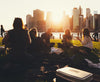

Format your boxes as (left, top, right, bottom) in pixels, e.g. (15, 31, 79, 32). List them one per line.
(0, 37, 100, 81)
(0, 37, 100, 55)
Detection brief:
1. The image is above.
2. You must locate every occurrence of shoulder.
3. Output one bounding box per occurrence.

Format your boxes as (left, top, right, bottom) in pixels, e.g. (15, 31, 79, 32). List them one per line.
(84, 36, 91, 40)
(8, 29, 15, 34)
(42, 32, 46, 35)
(41, 32, 46, 37)
(21, 29, 28, 34)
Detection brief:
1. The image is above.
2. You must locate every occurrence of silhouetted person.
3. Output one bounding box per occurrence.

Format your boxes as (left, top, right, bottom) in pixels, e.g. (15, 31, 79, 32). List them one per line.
(1, 25, 5, 37)
(27, 27, 46, 66)
(28, 27, 45, 54)
(92, 31, 98, 41)
(59, 34, 61, 39)
(41, 28, 53, 50)
(62, 29, 73, 48)
(2, 17, 31, 55)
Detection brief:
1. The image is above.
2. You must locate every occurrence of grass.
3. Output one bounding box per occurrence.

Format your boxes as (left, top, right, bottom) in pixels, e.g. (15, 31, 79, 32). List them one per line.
(0, 37, 3, 46)
(50, 39, 100, 52)
(0, 37, 100, 51)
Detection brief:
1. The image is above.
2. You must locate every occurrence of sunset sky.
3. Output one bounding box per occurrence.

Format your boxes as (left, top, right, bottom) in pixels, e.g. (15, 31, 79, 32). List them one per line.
(0, 0, 100, 30)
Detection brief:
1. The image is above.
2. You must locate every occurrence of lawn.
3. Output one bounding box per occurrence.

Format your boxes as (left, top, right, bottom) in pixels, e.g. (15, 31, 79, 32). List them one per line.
(0, 37, 100, 51)
(50, 39, 100, 52)
(0, 37, 3, 46)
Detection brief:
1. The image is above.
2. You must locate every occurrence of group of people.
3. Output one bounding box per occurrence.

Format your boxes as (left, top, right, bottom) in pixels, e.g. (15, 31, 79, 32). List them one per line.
(1, 17, 100, 81)
(2, 18, 53, 56)
(1, 17, 100, 66)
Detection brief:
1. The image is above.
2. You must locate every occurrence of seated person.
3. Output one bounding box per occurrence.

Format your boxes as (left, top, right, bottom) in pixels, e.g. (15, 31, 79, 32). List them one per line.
(2, 17, 31, 55)
(41, 28, 54, 51)
(76, 28, 93, 51)
(27, 27, 45, 54)
(58, 29, 73, 49)
(76, 28, 100, 64)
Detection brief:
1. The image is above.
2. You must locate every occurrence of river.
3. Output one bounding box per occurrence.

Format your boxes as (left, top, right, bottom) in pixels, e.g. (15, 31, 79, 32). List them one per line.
(39, 32, 100, 39)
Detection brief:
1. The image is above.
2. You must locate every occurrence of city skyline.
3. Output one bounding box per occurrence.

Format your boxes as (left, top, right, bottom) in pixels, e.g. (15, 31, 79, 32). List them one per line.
(0, 0, 100, 30)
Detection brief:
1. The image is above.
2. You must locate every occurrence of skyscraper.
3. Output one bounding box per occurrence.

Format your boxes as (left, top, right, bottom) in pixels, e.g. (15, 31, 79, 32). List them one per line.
(86, 8, 92, 28)
(46, 12, 53, 31)
(86, 8, 91, 18)
(33, 9, 45, 32)
(33, 9, 44, 22)
(26, 14, 33, 29)
(73, 8, 80, 30)
(93, 14, 100, 31)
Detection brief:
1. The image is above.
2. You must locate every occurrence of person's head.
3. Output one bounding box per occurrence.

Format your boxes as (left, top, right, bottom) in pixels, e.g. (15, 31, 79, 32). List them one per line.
(47, 28, 52, 34)
(29, 27, 38, 38)
(13, 18, 24, 30)
(1, 25, 3, 28)
(65, 29, 71, 36)
(82, 28, 90, 37)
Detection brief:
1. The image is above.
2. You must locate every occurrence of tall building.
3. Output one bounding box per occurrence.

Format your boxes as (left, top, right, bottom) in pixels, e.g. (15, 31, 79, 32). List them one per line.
(33, 9, 44, 22)
(79, 6, 83, 31)
(26, 14, 33, 29)
(73, 8, 80, 30)
(46, 12, 53, 31)
(86, 8, 93, 29)
(93, 14, 100, 31)
(79, 15, 83, 30)
(89, 15, 93, 30)
(86, 8, 91, 18)
(63, 14, 70, 30)
(79, 6, 82, 16)
(33, 9, 45, 32)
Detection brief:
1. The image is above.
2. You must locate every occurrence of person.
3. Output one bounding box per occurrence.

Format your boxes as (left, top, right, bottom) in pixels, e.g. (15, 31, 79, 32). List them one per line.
(60, 29, 73, 48)
(27, 27, 45, 54)
(76, 28, 93, 50)
(92, 31, 98, 41)
(2, 17, 31, 55)
(41, 28, 53, 51)
(76, 28, 100, 66)
(1, 25, 5, 37)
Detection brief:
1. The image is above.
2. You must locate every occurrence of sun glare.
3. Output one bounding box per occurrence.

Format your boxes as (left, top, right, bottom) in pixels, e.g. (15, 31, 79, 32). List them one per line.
(52, 12, 63, 23)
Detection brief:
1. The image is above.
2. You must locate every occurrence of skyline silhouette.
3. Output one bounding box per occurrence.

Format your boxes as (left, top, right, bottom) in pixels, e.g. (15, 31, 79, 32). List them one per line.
(0, 0, 100, 30)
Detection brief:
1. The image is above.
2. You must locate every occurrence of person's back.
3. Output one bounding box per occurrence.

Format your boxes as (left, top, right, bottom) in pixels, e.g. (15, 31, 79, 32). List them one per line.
(41, 28, 52, 50)
(41, 32, 50, 44)
(8, 29, 29, 52)
(28, 27, 45, 54)
(2, 18, 31, 55)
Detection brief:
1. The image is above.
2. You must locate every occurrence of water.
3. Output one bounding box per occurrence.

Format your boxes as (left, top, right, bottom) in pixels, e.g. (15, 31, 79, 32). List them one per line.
(39, 32, 100, 39)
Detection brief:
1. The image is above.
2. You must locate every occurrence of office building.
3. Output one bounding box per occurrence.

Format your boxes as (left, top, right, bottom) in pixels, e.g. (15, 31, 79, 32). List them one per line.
(73, 8, 80, 30)
(26, 14, 33, 29)
(46, 12, 53, 31)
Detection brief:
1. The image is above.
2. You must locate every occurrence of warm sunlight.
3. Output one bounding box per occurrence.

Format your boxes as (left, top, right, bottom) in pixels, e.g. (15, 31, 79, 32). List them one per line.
(52, 12, 63, 23)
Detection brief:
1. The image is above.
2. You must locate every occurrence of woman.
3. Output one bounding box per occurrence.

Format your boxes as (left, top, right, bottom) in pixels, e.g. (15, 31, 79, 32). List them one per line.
(2, 17, 31, 55)
(76, 28, 100, 66)
(28, 27, 45, 54)
(76, 28, 93, 49)
(62, 29, 73, 48)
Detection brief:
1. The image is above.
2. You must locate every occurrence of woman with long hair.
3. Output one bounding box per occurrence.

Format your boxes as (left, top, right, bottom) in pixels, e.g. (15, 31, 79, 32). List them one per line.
(2, 17, 31, 55)
(76, 28, 93, 49)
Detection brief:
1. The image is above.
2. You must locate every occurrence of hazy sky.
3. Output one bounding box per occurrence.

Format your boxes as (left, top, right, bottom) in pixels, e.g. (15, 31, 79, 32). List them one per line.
(0, 0, 100, 30)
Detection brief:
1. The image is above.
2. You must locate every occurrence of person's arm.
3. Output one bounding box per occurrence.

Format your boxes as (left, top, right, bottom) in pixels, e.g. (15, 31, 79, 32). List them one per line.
(2, 32, 9, 47)
(26, 31, 31, 45)
(76, 37, 82, 42)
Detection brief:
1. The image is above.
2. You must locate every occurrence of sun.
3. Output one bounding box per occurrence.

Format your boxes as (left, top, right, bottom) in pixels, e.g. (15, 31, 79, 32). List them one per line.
(52, 12, 63, 23)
